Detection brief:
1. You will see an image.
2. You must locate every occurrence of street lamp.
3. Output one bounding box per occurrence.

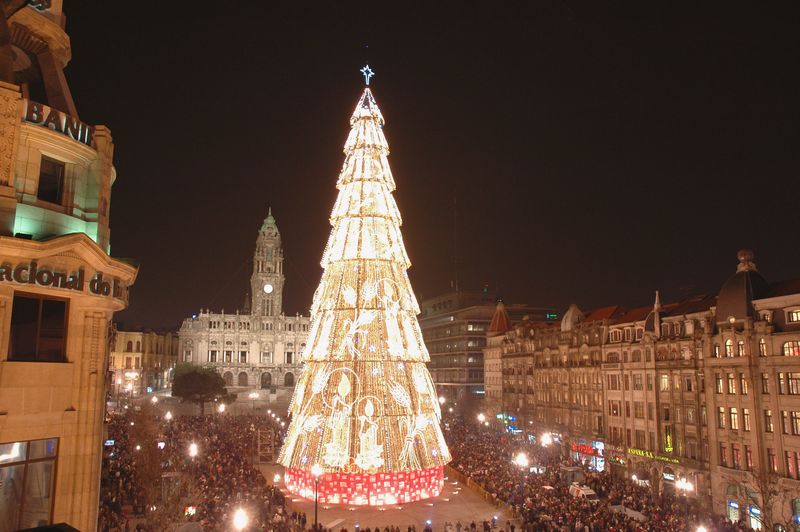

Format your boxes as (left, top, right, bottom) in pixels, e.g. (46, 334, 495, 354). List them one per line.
(676, 477, 694, 525)
(164, 411, 173, 421)
(233, 507, 248, 531)
(513, 452, 529, 469)
(477, 413, 486, 423)
(540, 433, 553, 447)
(249, 391, 259, 412)
(188, 442, 198, 459)
(151, 396, 158, 404)
(696, 527, 707, 532)
(438, 396, 446, 405)
(218, 403, 226, 413)
(311, 463, 324, 530)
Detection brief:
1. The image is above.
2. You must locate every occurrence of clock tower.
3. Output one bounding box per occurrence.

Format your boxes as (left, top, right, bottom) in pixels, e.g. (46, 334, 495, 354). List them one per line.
(250, 208, 285, 316)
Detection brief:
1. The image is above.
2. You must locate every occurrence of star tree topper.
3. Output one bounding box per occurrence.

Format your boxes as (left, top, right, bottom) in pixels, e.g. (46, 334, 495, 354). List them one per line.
(360, 64, 375, 85)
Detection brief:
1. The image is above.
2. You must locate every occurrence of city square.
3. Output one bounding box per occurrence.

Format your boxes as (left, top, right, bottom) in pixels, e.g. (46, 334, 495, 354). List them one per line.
(0, 1, 799, 531)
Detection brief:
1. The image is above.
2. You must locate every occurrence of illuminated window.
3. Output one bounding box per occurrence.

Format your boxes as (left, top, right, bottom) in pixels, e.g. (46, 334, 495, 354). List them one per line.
(737, 341, 745, 356)
(765, 410, 774, 433)
(762, 373, 770, 394)
(9, 294, 67, 362)
(789, 310, 800, 323)
(715, 373, 723, 394)
(727, 373, 736, 394)
(725, 339, 734, 357)
(784, 341, 800, 357)
(759, 339, 767, 356)
(743, 408, 751, 431)
(714, 344, 720, 357)
(718, 407, 726, 428)
(740, 373, 748, 395)
(730, 408, 739, 430)
(208, 350, 217, 363)
(660, 374, 670, 392)
(37, 156, 65, 205)
(285, 351, 294, 364)
(0, 438, 58, 529)
(239, 351, 248, 364)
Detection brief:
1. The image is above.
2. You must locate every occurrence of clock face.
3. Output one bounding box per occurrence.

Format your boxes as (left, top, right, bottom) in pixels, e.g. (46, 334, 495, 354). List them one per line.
(263, 283, 274, 294)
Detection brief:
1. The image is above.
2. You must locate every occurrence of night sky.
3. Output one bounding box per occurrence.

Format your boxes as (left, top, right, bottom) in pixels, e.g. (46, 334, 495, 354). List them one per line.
(62, 2, 799, 328)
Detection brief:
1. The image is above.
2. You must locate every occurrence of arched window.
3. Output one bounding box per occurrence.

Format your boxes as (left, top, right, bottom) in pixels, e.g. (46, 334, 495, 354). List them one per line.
(238, 372, 249, 387)
(737, 341, 745, 356)
(284, 372, 295, 387)
(222, 372, 233, 386)
(759, 339, 767, 357)
(784, 341, 800, 357)
(261, 373, 272, 389)
(125, 341, 133, 352)
(714, 344, 720, 358)
(725, 339, 734, 357)
(135, 341, 141, 352)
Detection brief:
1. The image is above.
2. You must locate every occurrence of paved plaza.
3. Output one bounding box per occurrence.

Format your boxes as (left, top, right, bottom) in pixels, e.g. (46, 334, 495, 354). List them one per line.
(259, 464, 518, 530)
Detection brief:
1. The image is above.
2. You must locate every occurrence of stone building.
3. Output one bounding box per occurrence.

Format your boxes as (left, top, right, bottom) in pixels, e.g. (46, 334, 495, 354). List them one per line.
(0, 2, 137, 530)
(178, 210, 309, 390)
(419, 289, 553, 402)
(490, 251, 800, 529)
(108, 327, 179, 397)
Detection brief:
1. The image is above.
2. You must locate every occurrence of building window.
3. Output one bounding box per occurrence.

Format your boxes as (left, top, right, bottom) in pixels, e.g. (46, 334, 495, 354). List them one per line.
(660, 374, 670, 391)
(789, 310, 800, 323)
(768, 448, 777, 473)
(125, 340, 133, 352)
(285, 351, 293, 364)
(759, 339, 767, 357)
(780, 372, 788, 395)
(718, 407, 726, 429)
(715, 373, 723, 394)
(124, 356, 132, 369)
(0, 438, 58, 529)
(10, 294, 67, 362)
(765, 410, 774, 433)
(714, 344, 720, 357)
(789, 373, 800, 395)
(727, 373, 736, 394)
(762, 373, 770, 394)
(737, 341, 746, 356)
(745, 446, 753, 470)
(647, 374, 653, 391)
(224, 350, 233, 363)
(784, 341, 800, 357)
(260, 351, 272, 364)
(663, 406, 671, 422)
(792, 412, 800, 435)
(686, 406, 696, 423)
(725, 339, 734, 357)
(208, 350, 217, 363)
(684, 376, 694, 392)
(239, 351, 248, 364)
(719, 443, 728, 467)
(635, 401, 645, 419)
(743, 408, 751, 431)
(633, 374, 643, 390)
(183, 350, 191, 362)
(730, 408, 739, 430)
(732, 444, 741, 469)
(37, 156, 65, 205)
(739, 373, 748, 395)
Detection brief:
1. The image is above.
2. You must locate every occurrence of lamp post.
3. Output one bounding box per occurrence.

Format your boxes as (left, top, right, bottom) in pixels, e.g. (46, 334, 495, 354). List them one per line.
(311, 463, 323, 531)
(249, 391, 259, 412)
(676, 477, 694, 526)
(233, 507, 248, 531)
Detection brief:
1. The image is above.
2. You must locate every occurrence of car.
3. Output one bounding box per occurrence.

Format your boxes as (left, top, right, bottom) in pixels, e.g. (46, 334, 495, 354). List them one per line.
(568, 482, 599, 502)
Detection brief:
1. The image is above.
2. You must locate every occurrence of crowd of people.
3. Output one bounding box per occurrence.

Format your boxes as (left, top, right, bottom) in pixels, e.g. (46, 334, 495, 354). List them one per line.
(444, 415, 755, 531)
(99, 404, 304, 531)
(99, 403, 764, 531)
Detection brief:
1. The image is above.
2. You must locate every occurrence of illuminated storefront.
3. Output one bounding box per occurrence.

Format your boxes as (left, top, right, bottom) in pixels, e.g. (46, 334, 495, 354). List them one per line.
(572, 440, 605, 472)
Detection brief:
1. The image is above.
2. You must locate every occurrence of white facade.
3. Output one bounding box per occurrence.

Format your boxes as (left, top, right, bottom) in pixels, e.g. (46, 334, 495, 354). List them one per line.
(178, 211, 309, 388)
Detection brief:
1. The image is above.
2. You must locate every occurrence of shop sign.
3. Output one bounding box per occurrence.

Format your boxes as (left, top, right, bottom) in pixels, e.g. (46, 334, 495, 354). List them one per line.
(22, 100, 94, 147)
(572, 443, 603, 457)
(663, 472, 675, 481)
(0, 260, 124, 298)
(729, 501, 740, 509)
(627, 447, 680, 464)
(750, 506, 762, 517)
(607, 456, 626, 466)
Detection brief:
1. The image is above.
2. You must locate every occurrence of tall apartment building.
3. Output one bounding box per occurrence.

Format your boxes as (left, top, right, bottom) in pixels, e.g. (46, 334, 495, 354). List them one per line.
(0, 2, 137, 529)
(109, 328, 179, 397)
(419, 289, 552, 402)
(490, 251, 800, 530)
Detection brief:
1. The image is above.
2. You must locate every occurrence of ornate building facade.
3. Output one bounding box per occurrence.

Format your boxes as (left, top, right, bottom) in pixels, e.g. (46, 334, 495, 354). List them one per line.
(178, 210, 309, 389)
(109, 327, 179, 397)
(490, 251, 800, 530)
(0, 2, 137, 529)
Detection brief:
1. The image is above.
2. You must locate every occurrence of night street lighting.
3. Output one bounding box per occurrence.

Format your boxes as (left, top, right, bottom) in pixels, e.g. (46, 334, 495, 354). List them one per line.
(676, 477, 694, 525)
(233, 507, 248, 531)
(477, 413, 486, 423)
(438, 396, 446, 405)
(150, 396, 158, 404)
(513, 452, 529, 469)
(312, 463, 324, 530)
(249, 391, 259, 411)
(188, 442, 198, 458)
(218, 403, 226, 413)
(696, 527, 707, 532)
(540, 433, 553, 447)
(165, 411, 173, 421)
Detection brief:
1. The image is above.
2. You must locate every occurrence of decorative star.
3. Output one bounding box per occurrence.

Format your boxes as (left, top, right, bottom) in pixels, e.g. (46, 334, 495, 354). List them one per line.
(360, 64, 375, 85)
(368, 344, 377, 353)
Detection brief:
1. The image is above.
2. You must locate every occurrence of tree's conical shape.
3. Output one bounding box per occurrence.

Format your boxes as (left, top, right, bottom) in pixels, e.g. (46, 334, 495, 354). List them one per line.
(279, 87, 451, 506)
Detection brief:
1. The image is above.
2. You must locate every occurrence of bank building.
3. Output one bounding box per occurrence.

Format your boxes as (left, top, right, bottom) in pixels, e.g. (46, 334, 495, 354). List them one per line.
(178, 209, 309, 394)
(0, 1, 137, 530)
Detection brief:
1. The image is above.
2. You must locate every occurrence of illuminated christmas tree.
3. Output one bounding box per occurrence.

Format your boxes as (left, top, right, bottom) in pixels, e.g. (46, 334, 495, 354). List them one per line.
(279, 66, 451, 506)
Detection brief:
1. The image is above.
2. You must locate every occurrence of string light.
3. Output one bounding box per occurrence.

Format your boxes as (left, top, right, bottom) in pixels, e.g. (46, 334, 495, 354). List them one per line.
(279, 84, 450, 506)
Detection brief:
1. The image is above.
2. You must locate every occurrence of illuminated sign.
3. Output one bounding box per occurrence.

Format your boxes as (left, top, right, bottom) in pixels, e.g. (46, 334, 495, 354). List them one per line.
(545, 312, 558, 320)
(572, 443, 603, 457)
(22, 100, 94, 147)
(104, 439, 114, 447)
(663, 472, 675, 481)
(627, 447, 680, 464)
(0, 261, 125, 298)
(729, 501, 740, 509)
